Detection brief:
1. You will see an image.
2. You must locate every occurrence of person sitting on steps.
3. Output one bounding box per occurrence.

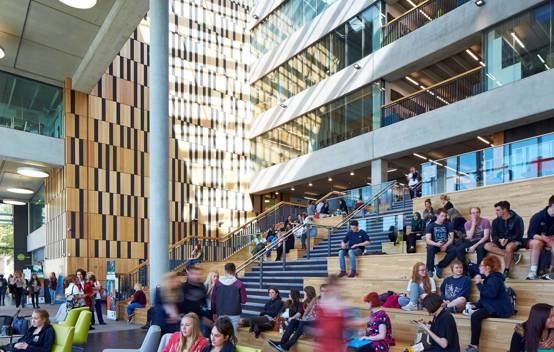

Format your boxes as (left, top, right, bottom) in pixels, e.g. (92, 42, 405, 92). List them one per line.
(441, 260, 471, 313)
(459, 207, 491, 267)
(425, 208, 456, 279)
(415, 293, 460, 352)
(338, 220, 371, 278)
(399, 261, 436, 311)
(526, 194, 554, 280)
(509, 303, 554, 352)
(485, 200, 524, 279)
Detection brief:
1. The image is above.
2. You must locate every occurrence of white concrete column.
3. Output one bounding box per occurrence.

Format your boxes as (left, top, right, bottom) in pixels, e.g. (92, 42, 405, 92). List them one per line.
(148, 0, 169, 301)
(371, 159, 389, 185)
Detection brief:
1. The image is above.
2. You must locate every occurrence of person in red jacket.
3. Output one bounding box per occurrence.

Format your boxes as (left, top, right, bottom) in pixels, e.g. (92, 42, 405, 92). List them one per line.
(163, 313, 208, 352)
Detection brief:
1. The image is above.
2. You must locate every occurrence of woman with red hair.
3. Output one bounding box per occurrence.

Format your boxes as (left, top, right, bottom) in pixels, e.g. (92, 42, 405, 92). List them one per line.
(350, 292, 393, 351)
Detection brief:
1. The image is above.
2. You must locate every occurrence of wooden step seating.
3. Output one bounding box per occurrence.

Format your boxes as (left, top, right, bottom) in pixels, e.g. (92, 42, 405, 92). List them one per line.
(237, 327, 316, 352)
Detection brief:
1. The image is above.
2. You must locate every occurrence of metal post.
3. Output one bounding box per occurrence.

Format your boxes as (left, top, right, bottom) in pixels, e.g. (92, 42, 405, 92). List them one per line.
(148, 0, 169, 301)
(259, 255, 263, 289)
(327, 228, 332, 257)
(282, 237, 287, 271)
(306, 226, 311, 260)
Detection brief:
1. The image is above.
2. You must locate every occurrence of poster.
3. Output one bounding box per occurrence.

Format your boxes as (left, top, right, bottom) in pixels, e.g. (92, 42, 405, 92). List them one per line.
(32, 265, 44, 278)
(105, 260, 117, 320)
(55, 274, 64, 304)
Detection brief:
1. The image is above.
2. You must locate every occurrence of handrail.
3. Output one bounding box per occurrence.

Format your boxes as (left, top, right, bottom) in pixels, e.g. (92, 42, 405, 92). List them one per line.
(382, 0, 433, 28)
(381, 66, 482, 109)
(315, 191, 344, 204)
(235, 181, 399, 274)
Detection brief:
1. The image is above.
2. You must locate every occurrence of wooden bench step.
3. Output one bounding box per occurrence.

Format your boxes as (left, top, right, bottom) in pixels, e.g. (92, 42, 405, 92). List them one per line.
(237, 327, 316, 352)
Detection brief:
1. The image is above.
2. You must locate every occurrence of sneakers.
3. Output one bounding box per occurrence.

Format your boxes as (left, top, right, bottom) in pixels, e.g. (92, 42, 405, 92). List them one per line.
(268, 340, 285, 352)
(338, 271, 347, 278)
(526, 271, 538, 280)
(464, 345, 480, 352)
(348, 271, 357, 278)
(512, 253, 522, 265)
(540, 273, 553, 280)
(503, 269, 510, 280)
(434, 265, 443, 279)
(401, 302, 418, 311)
(463, 303, 475, 316)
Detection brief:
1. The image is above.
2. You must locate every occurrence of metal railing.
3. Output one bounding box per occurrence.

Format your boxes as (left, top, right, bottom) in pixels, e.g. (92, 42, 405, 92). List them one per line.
(381, 0, 468, 47)
(381, 67, 483, 127)
(236, 181, 405, 287)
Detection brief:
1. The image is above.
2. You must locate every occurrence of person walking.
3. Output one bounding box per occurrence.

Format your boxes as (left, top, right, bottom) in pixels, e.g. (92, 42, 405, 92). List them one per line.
(88, 273, 106, 326)
(48, 273, 57, 305)
(211, 263, 247, 333)
(0, 274, 7, 306)
(29, 274, 41, 309)
(13, 272, 25, 309)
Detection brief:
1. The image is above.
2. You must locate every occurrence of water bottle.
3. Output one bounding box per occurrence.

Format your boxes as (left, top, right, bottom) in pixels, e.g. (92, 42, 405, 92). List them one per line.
(279, 325, 283, 336)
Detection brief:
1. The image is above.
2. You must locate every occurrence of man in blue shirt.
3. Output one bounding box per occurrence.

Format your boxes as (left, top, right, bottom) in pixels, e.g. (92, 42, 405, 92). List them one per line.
(338, 220, 370, 278)
(425, 208, 456, 279)
(526, 194, 554, 280)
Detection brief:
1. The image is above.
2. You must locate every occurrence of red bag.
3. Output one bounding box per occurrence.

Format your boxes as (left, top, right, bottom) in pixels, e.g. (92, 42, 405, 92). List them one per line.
(382, 295, 401, 309)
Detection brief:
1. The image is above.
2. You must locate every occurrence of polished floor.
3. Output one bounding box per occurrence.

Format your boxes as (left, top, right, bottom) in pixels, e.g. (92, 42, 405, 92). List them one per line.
(87, 328, 147, 351)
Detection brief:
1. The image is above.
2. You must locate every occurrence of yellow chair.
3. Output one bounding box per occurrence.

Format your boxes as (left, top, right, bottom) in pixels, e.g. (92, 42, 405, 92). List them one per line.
(73, 310, 92, 345)
(58, 307, 89, 327)
(51, 325, 74, 352)
(236, 346, 262, 352)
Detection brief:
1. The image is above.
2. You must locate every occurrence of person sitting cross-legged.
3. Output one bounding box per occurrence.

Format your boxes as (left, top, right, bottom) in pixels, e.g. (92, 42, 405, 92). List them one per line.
(399, 262, 436, 311)
(485, 200, 525, 279)
(441, 260, 471, 313)
(425, 208, 456, 279)
(526, 194, 554, 280)
(415, 293, 460, 352)
(337, 220, 370, 278)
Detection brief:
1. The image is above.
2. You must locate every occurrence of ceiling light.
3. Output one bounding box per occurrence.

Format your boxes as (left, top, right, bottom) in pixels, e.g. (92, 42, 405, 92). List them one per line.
(413, 153, 427, 160)
(58, 0, 97, 9)
(407, 0, 418, 7)
(353, 63, 361, 70)
(17, 167, 49, 178)
(477, 136, 492, 145)
(479, 61, 486, 67)
(387, 169, 398, 173)
(405, 76, 419, 86)
(349, 171, 355, 176)
(431, 160, 444, 167)
(264, 199, 270, 203)
(253, 14, 260, 20)
(308, 183, 313, 187)
(328, 177, 333, 182)
(291, 187, 295, 191)
(2, 200, 26, 206)
(275, 191, 279, 195)
(474, 0, 485, 6)
(511, 32, 525, 49)
(537, 54, 546, 64)
(7, 187, 34, 195)
(465, 49, 479, 61)
(279, 103, 287, 108)
(0, 46, 5, 59)
(304, 196, 318, 201)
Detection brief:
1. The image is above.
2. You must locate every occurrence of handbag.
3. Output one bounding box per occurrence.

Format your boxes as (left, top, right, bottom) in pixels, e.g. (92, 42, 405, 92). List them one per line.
(66, 285, 84, 310)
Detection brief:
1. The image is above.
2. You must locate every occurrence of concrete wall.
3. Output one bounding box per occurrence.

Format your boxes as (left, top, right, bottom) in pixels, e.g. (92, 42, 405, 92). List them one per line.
(0, 127, 64, 166)
(27, 225, 46, 252)
(249, 0, 543, 138)
(249, 68, 554, 193)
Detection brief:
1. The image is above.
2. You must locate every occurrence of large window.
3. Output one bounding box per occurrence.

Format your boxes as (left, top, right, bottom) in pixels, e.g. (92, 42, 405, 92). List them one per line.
(251, 83, 381, 170)
(0, 70, 63, 138)
(485, 1, 554, 89)
(421, 132, 554, 196)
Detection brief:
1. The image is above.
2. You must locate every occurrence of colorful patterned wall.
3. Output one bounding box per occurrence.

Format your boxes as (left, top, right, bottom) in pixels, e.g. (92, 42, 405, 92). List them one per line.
(44, 0, 254, 278)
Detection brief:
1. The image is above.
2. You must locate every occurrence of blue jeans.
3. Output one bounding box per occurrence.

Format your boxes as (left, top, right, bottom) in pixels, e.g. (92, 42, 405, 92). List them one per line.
(127, 302, 145, 317)
(186, 259, 201, 268)
(338, 248, 363, 272)
(399, 282, 424, 306)
(49, 288, 56, 304)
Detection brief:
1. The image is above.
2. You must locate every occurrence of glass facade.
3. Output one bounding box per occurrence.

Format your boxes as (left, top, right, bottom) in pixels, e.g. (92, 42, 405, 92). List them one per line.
(421, 133, 554, 196)
(29, 186, 45, 233)
(251, 82, 382, 170)
(484, 1, 554, 90)
(251, 0, 339, 58)
(251, 4, 381, 116)
(0, 71, 63, 138)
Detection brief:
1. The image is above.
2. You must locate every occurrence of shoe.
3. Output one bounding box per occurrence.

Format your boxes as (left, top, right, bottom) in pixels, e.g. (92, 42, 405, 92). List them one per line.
(127, 314, 134, 323)
(36, 306, 40, 309)
(435, 265, 443, 279)
(249, 324, 255, 333)
(89, 326, 95, 330)
(540, 273, 553, 280)
(268, 340, 285, 352)
(338, 271, 347, 278)
(401, 302, 418, 311)
(253, 324, 261, 338)
(141, 324, 150, 330)
(512, 253, 522, 265)
(348, 271, 357, 278)
(99, 322, 107, 325)
(526, 271, 538, 280)
(503, 269, 510, 280)
(463, 304, 475, 316)
(464, 345, 479, 352)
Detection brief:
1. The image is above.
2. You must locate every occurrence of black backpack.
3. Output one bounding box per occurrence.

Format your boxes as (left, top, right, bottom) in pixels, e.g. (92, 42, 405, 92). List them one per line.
(506, 286, 517, 314)
(0, 315, 13, 335)
(406, 233, 417, 253)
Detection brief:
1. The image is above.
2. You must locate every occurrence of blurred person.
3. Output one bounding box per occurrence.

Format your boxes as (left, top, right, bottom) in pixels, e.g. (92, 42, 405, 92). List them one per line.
(0, 309, 54, 352)
(339, 199, 349, 215)
(509, 303, 554, 352)
(399, 262, 436, 311)
(29, 273, 41, 309)
(0, 274, 6, 306)
(75, 268, 86, 289)
(83, 272, 95, 329)
(8, 274, 15, 301)
(526, 195, 554, 280)
(186, 244, 204, 270)
(211, 263, 247, 333)
(275, 227, 295, 261)
(13, 272, 25, 309)
(201, 316, 237, 352)
(338, 220, 370, 278)
(181, 266, 212, 336)
(307, 201, 316, 216)
(153, 272, 184, 335)
(414, 293, 460, 352)
(163, 313, 208, 352)
(48, 272, 57, 305)
(204, 271, 219, 315)
(313, 276, 347, 352)
(127, 282, 147, 322)
(410, 212, 425, 238)
(441, 260, 471, 313)
(247, 287, 283, 338)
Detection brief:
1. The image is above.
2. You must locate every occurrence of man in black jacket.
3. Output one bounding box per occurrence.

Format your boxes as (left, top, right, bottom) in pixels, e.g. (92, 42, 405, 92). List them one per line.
(485, 201, 524, 279)
(526, 194, 554, 280)
(246, 287, 283, 338)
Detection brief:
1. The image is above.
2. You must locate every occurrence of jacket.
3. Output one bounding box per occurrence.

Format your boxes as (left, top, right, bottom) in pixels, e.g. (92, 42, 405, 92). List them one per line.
(528, 206, 554, 237)
(201, 342, 236, 352)
(491, 210, 524, 243)
(163, 332, 208, 352)
(14, 324, 55, 352)
(131, 290, 147, 306)
(261, 296, 283, 318)
(476, 272, 514, 318)
(211, 275, 247, 316)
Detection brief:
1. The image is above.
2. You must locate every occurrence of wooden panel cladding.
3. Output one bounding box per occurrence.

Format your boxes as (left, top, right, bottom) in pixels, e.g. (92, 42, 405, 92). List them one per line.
(415, 176, 554, 226)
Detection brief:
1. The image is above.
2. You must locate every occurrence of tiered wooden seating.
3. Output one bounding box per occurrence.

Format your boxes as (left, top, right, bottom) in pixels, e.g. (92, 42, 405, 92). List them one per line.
(237, 328, 316, 352)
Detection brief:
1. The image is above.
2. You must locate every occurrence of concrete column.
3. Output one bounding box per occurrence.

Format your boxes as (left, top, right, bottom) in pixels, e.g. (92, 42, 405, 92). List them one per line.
(148, 0, 169, 301)
(371, 159, 389, 185)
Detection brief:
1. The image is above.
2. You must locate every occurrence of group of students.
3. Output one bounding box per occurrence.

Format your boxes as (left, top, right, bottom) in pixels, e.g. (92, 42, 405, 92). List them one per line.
(418, 195, 554, 280)
(63, 268, 106, 328)
(0, 272, 58, 309)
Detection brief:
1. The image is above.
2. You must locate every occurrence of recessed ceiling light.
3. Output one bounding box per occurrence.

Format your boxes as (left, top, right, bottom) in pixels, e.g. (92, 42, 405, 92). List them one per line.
(17, 167, 49, 178)
(349, 171, 355, 176)
(275, 191, 279, 195)
(7, 187, 34, 195)
(0, 46, 5, 59)
(353, 63, 361, 70)
(474, 0, 485, 6)
(387, 169, 398, 173)
(290, 187, 295, 191)
(413, 153, 427, 160)
(2, 199, 26, 206)
(328, 177, 333, 182)
(308, 183, 313, 187)
(264, 199, 270, 203)
(58, 0, 97, 9)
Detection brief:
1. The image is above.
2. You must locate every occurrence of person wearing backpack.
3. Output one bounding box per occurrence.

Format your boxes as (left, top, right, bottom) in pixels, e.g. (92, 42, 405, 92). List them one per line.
(464, 255, 515, 352)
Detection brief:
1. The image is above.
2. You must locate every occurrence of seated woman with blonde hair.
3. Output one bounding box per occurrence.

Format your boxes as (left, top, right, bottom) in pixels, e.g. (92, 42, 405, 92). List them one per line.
(164, 313, 208, 352)
(0, 309, 54, 352)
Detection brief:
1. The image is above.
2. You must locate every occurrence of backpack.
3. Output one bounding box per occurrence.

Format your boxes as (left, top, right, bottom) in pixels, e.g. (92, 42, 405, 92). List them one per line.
(406, 233, 417, 253)
(11, 316, 29, 335)
(506, 286, 517, 314)
(0, 315, 14, 335)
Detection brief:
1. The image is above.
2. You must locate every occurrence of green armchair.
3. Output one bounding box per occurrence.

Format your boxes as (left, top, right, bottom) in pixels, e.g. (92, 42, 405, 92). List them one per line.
(51, 325, 74, 352)
(236, 346, 262, 352)
(73, 310, 92, 346)
(58, 307, 89, 327)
